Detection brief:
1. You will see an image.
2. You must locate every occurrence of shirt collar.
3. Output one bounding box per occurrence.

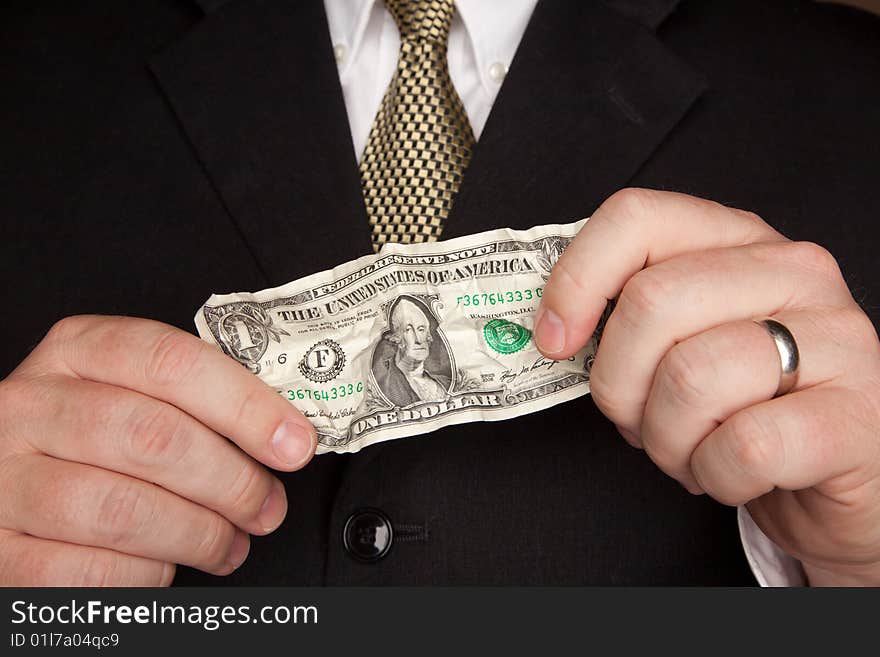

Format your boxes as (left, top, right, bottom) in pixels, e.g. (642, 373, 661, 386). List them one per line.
(324, 0, 539, 91)
(455, 0, 539, 92)
(323, 0, 377, 77)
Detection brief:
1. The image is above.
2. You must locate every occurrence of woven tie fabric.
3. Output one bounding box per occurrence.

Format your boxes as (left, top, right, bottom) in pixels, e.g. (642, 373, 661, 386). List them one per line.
(360, 0, 476, 252)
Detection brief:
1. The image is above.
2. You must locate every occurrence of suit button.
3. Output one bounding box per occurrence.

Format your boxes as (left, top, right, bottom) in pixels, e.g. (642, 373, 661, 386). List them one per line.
(343, 509, 393, 562)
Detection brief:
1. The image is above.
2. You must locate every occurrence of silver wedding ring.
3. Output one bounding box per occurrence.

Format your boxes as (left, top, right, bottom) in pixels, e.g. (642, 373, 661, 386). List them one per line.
(755, 318, 800, 397)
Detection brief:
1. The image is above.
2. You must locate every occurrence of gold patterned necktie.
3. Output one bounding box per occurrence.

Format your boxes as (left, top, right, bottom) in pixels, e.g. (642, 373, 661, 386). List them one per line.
(360, 0, 476, 252)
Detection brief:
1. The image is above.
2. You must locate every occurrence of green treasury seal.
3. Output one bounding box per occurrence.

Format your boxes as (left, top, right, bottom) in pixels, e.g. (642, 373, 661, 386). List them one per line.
(483, 319, 531, 355)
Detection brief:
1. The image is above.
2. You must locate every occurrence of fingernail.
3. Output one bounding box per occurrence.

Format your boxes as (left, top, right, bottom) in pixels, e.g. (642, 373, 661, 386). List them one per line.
(271, 421, 314, 468)
(225, 531, 250, 571)
(535, 307, 566, 354)
(257, 481, 287, 533)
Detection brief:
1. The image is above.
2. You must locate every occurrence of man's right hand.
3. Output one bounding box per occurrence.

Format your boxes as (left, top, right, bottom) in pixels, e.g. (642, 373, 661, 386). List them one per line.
(0, 315, 317, 586)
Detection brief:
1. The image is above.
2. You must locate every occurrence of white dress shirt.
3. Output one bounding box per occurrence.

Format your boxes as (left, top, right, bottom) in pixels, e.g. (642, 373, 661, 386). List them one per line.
(323, 0, 805, 586)
(324, 0, 536, 162)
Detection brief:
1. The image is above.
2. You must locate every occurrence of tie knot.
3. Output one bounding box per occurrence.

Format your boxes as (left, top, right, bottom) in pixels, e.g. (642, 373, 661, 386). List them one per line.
(385, 0, 454, 44)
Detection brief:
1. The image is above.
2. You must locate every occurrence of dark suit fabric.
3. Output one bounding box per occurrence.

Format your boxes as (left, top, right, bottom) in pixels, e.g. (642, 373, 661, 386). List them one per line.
(2, 0, 879, 584)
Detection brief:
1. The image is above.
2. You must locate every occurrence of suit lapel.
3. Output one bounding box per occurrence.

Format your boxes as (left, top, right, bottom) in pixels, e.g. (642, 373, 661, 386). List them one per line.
(601, 0, 682, 30)
(150, 0, 373, 285)
(152, 0, 704, 281)
(440, 0, 706, 239)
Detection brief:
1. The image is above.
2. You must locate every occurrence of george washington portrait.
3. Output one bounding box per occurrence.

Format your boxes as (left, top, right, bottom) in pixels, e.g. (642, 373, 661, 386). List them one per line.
(371, 295, 453, 407)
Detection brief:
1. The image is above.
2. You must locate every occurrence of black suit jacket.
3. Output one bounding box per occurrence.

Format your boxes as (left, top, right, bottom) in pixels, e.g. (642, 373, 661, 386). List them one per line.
(2, 0, 879, 584)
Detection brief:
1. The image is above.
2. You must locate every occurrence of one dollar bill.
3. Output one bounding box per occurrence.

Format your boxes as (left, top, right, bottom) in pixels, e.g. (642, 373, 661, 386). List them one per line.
(194, 219, 605, 454)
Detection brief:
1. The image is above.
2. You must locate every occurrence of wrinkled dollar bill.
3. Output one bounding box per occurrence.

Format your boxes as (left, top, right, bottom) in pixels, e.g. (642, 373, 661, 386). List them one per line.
(194, 219, 606, 454)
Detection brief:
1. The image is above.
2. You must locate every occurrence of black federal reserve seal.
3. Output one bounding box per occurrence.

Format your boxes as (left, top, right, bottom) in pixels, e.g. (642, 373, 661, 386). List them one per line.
(299, 339, 346, 383)
(215, 304, 290, 373)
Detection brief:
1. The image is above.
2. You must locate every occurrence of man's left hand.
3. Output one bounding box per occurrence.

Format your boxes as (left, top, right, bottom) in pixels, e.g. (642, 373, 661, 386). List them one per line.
(534, 188, 880, 586)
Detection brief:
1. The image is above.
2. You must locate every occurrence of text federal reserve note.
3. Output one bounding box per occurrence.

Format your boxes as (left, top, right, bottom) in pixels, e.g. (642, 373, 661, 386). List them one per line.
(194, 219, 605, 454)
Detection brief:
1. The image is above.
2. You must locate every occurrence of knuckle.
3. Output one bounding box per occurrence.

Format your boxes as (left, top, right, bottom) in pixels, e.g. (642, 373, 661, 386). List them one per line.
(641, 422, 684, 477)
(842, 306, 880, 357)
(78, 552, 170, 587)
(0, 379, 29, 433)
(95, 479, 154, 549)
(41, 315, 100, 361)
(640, 408, 687, 475)
(731, 208, 764, 225)
(729, 208, 775, 241)
(602, 187, 656, 225)
(77, 550, 121, 587)
(0, 375, 70, 446)
(38, 316, 126, 377)
(786, 241, 841, 279)
(617, 269, 671, 323)
(659, 340, 716, 409)
(641, 436, 676, 475)
(124, 403, 188, 468)
(231, 385, 264, 434)
(225, 462, 270, 520)
(196, 513, 235, 570)
(44, 315, 88, 346)
(587, 372, 627, 424)
(550, 254, 590, 297)
(145, 330, 204, 387)
(725, 411, 784, 478)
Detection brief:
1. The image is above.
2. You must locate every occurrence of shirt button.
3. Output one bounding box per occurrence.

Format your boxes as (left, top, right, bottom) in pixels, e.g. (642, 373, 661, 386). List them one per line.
(333, 43, 347, 64)
(488, 61, 508, 83)
(343, 508, 393, 562)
